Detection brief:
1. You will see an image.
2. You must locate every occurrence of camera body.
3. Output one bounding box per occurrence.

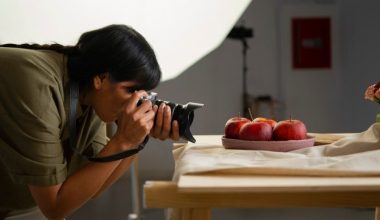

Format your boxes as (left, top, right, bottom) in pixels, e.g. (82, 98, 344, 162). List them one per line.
(138, 92, 204, 143)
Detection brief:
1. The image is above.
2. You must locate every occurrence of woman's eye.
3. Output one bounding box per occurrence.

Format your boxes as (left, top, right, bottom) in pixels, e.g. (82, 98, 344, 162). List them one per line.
(126, 87, 137, 93)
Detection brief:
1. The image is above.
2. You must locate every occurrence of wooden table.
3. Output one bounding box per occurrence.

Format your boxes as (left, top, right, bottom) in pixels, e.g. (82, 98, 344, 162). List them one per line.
(143, 135, 380, 220)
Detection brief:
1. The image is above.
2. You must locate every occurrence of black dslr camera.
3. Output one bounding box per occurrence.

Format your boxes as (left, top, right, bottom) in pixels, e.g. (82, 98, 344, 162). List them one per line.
(139, 92, 204, 143)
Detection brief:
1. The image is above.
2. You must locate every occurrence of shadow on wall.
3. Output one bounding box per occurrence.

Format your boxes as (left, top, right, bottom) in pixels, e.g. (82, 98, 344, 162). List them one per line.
(154, 39, 247, 136)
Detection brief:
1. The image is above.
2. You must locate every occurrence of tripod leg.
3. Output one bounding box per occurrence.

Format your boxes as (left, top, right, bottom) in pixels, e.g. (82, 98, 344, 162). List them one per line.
(129, 159, 140, 220)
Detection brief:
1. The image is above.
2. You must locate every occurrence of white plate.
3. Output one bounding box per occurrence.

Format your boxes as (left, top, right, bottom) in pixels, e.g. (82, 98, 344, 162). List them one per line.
(222, 136, 315, 152)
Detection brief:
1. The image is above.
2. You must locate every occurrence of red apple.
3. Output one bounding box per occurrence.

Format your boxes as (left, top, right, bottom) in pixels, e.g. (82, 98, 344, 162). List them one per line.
(239, 121, 273, 141)
(253, 117, 277, 128)
(224, 117, 250, 139)
(273, 119, 307, 140)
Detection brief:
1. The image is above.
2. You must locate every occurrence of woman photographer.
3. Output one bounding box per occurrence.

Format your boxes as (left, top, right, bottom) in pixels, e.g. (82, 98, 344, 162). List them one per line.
(0, 24, 179, 220)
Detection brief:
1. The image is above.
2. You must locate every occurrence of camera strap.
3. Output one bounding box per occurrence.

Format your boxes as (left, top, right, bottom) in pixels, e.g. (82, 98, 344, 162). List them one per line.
(69, 80, 147, 163)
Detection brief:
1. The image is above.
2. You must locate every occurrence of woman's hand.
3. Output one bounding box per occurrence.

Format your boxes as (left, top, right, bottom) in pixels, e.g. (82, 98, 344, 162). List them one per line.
(113, 91, 155, 148)
(150, 102, 180, 141)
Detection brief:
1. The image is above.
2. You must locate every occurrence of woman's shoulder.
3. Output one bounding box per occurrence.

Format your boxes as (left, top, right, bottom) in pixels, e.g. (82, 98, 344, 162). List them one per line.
(0, 47, 66, 79)
(0, 47, 67, 91)
(0, 47, 68, 118)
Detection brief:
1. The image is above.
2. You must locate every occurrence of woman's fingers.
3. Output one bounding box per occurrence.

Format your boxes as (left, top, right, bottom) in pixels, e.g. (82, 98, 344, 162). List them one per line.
(151, 104, 173, 140)
(170, 120, 180, 141)
(135, 99, 153, 115)
(125, 90, 148, 112)
(151, 103, 165, 137)
(114, 90, 157, 145)
(124, 93, 181, 142)
(159, 106, 172, 140)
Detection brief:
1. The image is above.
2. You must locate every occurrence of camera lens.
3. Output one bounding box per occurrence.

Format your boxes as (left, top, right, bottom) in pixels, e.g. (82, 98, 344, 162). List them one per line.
(137, 92, 203, 143)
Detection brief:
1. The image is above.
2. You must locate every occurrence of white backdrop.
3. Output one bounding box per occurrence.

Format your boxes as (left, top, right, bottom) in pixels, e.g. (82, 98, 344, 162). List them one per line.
(0, 0, 251, 81)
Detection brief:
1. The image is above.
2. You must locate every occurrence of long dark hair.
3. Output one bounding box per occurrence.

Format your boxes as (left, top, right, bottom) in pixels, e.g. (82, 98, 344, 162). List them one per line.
(0, 24, 161, 90)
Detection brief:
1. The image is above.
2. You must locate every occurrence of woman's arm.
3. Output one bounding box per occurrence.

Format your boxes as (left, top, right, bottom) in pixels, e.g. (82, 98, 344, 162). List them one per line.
(28, 138, 130, 220)
(94, 102, 180, 198)
(29, 92, 156, 220)
(28, 92, 180, 220)
(92, 155, 136, 199)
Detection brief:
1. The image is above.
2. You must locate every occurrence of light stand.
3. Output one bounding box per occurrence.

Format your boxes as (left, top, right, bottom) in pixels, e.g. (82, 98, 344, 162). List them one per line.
(227, 26, 254, 117)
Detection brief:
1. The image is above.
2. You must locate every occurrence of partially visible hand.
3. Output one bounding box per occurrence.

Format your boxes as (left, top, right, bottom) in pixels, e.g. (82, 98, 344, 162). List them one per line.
(150, 103, 180, 141)
(113, 91, 155, 148)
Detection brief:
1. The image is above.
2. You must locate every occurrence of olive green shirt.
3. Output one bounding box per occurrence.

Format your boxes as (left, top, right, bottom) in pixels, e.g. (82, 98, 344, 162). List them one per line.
(0, 47, 107, 211)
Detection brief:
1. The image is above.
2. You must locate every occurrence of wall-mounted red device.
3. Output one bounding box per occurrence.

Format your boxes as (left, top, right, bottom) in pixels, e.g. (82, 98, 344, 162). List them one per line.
(292, 17, 331, 69)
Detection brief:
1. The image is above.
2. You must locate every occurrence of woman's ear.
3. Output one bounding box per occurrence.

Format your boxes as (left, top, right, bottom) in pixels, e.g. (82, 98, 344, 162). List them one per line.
(93, 73, 109, 90)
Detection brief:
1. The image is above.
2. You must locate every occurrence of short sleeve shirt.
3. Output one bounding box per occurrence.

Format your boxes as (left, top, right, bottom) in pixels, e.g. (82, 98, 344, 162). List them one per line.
(0, 47, 107, 210)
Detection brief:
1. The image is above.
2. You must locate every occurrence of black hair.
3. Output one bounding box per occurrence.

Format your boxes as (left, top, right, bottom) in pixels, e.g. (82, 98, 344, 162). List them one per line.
(0, 24, 161, 91)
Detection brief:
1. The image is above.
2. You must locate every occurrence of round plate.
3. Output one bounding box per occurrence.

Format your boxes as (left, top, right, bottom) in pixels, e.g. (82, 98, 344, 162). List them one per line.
(222, 136, 315, 152)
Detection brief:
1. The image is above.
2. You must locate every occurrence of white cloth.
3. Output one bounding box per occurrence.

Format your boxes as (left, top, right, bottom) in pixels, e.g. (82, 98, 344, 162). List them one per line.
(173, 123, 380, 181)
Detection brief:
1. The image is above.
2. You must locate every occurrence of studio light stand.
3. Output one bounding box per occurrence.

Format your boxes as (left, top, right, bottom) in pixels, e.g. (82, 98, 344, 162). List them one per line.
(227, 25, 254, 117)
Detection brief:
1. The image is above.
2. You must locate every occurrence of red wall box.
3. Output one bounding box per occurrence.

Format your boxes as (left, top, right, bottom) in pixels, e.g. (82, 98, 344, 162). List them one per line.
(292, 17, 331, 69)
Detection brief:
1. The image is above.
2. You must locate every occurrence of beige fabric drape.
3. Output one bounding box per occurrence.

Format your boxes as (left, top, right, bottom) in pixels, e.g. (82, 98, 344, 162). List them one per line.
(168, 124, 380, 220)
(173, 123, 380, 181)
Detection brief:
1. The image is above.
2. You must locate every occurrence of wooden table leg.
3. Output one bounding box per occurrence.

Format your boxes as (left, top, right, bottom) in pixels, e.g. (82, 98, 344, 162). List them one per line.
(376, 207, 380, 220)
(180, 208, 211, 220)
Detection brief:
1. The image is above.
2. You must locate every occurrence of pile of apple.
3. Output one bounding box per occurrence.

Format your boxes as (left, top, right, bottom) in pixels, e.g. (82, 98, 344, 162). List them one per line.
(224, 116, 308, 141)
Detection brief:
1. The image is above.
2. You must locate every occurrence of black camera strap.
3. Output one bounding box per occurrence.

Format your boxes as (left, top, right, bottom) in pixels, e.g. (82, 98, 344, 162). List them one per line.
(69, 80, 147, 163)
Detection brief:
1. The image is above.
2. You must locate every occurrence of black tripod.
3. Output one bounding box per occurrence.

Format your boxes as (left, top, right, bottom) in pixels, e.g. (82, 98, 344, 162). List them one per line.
(227, 26, 254, 117)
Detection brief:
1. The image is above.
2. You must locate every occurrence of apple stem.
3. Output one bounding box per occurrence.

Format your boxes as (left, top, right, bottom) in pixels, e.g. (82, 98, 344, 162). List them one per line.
(289, 115, 292, 122)
(248, 108, 254, 121)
